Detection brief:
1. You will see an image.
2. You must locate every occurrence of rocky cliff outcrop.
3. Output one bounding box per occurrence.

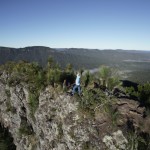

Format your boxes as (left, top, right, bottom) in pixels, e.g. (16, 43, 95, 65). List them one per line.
(0, 77, 150, 150)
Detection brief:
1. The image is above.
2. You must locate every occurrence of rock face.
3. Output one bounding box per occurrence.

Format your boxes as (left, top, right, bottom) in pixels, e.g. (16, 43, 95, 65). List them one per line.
(0, 79, 149, 150)
(103, 130, 128, 150)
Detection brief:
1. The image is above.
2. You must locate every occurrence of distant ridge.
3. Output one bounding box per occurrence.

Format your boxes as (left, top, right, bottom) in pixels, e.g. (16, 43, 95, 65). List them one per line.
(0, 46, 150, 83)
(0, 46, 150, 68)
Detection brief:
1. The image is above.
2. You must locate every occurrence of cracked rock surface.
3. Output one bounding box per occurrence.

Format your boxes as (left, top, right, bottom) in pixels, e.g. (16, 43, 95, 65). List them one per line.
(0, 79, 149, 150)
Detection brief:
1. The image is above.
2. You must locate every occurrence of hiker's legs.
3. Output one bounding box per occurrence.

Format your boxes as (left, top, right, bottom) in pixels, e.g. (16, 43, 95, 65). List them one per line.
(78, 86, 81, 95)
(72, 85, 78, 95)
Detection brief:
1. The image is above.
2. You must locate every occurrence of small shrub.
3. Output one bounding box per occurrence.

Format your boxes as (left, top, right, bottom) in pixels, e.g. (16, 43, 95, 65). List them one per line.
(107, 77, 121, 91)
(47, 56, 55, 69)
(99, 65, 112, 87)
(125, 82, 150, 110)
(78, 88, 107, 118)
(65, 63, 73, 72)
(127, 131, 148, 150)
(138, 83, 150, 109)
(99, 65, 120, 90)
(104, 103, 119, 127)
(82, 71, 90, 87)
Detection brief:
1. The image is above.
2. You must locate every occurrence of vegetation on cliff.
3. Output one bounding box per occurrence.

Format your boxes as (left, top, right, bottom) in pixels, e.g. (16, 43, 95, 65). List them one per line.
(0, 59, 150, 149)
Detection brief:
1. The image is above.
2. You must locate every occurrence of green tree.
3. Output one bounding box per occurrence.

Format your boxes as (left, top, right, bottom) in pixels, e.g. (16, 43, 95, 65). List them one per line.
(79, 68, 84, 76)
(83, 71, 90, 87)
(107, 77, 121, 91)
(65, 63, 73, 72)
(99, 66, 112, 87)
(99, 66, 120, 90)
(138, 82, 150, 109)
(47, 56, 55, 69)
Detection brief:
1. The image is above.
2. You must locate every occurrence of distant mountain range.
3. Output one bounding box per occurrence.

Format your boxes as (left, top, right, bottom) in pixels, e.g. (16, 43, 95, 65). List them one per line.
(0, 46, 150, 83)
(0, 46, 150, 67)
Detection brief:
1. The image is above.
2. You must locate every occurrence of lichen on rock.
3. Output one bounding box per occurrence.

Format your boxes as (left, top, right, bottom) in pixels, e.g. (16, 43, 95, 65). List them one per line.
(0, 74, 150, 150)
(103, 130, 128, 150)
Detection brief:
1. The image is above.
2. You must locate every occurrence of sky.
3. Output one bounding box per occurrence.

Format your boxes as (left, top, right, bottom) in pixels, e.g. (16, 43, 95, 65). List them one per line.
(0, 0, 150, 50)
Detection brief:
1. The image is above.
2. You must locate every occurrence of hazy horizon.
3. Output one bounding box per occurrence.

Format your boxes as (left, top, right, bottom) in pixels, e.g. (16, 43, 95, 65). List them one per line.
(1, 0, 150, 50)
(1, 45, 150, 51)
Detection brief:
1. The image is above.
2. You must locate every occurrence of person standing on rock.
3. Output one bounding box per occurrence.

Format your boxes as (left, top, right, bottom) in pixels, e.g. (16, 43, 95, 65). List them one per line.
(72, 72, 81, 95)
